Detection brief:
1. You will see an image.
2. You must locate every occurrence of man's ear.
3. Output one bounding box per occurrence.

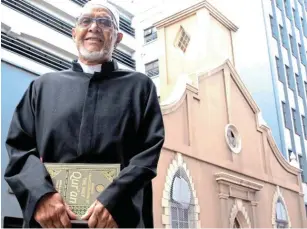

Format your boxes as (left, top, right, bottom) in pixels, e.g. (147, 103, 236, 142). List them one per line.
(72, 28, 76, 42)
(116, 32, 123, 45)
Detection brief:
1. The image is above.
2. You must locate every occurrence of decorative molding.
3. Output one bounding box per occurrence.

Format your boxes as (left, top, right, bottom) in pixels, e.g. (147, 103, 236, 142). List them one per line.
(218, 193, 229, 199)
(154, 0, 238, 32)
(215, 172, 263, 191)
(161, 153, 201, 228)
(225, 124, 242, 154)
(271, 186, 292, 228)
(264, 125, 301, 175)
(229, 199, 252, 228)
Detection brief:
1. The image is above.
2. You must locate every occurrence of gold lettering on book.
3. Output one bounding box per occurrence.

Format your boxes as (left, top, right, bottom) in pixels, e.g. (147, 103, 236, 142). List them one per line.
(87, 173, 92, 201)
(81, 178, 87, 198)
(70, 191, 78, 204)
(56, 180, 62, 193)
(69, 172, 82, 204)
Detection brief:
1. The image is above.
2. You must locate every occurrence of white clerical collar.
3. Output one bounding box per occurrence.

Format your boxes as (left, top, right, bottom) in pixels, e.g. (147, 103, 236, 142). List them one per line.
(78, 60, 102, 74)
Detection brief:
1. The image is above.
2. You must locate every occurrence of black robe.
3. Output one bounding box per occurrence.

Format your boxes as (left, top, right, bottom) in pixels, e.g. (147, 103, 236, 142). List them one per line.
(4, 60, 165, 228)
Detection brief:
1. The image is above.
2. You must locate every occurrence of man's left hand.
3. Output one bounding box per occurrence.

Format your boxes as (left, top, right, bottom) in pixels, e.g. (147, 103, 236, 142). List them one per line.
(81, 200, 118, 228)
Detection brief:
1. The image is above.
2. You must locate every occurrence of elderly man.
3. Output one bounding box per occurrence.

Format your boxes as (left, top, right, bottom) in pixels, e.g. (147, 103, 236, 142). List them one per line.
(4, 0, 164, 228)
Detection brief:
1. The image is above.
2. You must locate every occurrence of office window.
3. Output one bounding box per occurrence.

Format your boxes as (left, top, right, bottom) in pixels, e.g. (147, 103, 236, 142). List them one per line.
(145, 60, 159, 77)
(293, 8, 300, 28)
(285, 65, 291, 87)
(289, 35, 297, 57)
(282, 102, 289, 128)
(144, 27, 157, 44)
(175, 26, 191, 53)
(302, 115, 307, 140)
(276, 0, 283, 10)
(270, 15, 278, 39)
(284, 0, 291, 18)
(288, 149, 293, 160)
(292, 109, 300, 135)
(298, 43, 306, 65)
(298, 154, 305, 180)
(279, 25, 287, 48)
(276, 57, 283, 81)
(296, 73, 302, 96)
(301, 17, 307, 37)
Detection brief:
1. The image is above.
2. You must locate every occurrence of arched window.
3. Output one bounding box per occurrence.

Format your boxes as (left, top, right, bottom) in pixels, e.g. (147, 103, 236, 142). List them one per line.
(233, 218, 240, 228)
(170, 167, 196, 228)
(275, 198, 289, 228)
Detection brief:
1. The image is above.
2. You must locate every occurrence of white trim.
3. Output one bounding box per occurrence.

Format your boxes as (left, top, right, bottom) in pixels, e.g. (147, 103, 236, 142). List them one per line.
(229, 199, 252, 228)
(225, 124, 242, 154)
(271, 186, 292, 228)
(161, 153, 200, 228)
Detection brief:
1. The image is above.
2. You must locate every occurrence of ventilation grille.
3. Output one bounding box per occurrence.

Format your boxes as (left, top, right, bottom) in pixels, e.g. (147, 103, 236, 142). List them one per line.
(71, 0, 136, 37)
(2, 32, 71, 71)
(2, 0, 136, 69)
(2, 0, 72, 37)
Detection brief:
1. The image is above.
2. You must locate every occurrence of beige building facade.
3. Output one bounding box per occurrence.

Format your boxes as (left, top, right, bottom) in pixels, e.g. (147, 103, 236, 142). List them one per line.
(151, 1, 307, 228)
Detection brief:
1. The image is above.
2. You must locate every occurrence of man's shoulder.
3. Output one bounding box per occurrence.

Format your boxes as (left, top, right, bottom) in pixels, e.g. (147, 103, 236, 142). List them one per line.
(116, 69, 154, 87)
(33, 70, 74, 85)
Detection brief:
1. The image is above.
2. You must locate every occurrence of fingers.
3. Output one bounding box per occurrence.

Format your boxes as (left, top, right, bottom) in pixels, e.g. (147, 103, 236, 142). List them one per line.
(88, 210, 98, 228)
(59, 213, 72, 228)
(35, 212, 55, 228)
(96, 209, 108, 228)
(104, 214, 114, 228)
(65, 203, 77, 220)
(34, 192, 69, 228)
(53, 217, 64, 229)
(40, 217, 56, 229)
(81, 201, 96, 220)
(107, 213, 118, 228)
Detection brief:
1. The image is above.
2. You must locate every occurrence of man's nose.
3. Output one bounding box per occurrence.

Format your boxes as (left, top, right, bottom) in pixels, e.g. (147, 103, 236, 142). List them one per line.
(88, 20, 101, 32)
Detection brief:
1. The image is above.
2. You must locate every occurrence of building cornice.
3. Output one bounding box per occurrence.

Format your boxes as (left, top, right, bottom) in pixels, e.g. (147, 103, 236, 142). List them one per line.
(215, 172, 263, 191)
(154, 0, 238, 32)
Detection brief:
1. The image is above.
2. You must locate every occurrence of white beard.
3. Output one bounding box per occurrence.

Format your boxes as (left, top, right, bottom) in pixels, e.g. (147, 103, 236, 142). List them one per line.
(79, 45, 105, 61)
(78, 42, 114, 62)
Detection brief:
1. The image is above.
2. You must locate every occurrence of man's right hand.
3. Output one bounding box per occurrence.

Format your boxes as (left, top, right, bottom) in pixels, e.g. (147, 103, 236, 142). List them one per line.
(34, 192, 77, 228)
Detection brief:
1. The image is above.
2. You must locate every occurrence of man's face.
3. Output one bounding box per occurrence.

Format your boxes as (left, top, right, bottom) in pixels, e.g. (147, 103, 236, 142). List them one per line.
(72, 7, 122, 63)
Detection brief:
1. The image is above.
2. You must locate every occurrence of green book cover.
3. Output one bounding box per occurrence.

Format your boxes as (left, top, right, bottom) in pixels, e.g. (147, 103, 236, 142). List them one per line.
(44, 163, 120, 217)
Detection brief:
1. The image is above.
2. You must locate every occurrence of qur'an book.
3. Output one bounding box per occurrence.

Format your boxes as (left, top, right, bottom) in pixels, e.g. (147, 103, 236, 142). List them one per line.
(44, 163, 120, 218)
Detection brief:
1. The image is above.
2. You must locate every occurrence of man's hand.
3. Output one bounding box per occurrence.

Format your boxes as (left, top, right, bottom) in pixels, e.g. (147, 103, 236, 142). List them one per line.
(81, 200, 118, 228)
(34, 192, 77, 228)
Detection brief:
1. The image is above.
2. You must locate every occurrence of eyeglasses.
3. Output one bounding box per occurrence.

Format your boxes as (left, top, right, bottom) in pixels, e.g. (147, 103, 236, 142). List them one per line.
(77, 16, 117, 30)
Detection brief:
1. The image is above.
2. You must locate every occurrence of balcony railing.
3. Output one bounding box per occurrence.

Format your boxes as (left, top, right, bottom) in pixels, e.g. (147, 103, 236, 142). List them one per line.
(2, 32, 71, 71)
(2, 0, 72, 37)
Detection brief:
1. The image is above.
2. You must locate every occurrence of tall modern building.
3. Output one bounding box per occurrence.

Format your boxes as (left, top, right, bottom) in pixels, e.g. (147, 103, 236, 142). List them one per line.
(136, 0, 307, 210)
(1, 0, 137, 226)
(264, 0, 307, 205)
(265, 0, 307, 175)
(210, 0, 307, 206)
